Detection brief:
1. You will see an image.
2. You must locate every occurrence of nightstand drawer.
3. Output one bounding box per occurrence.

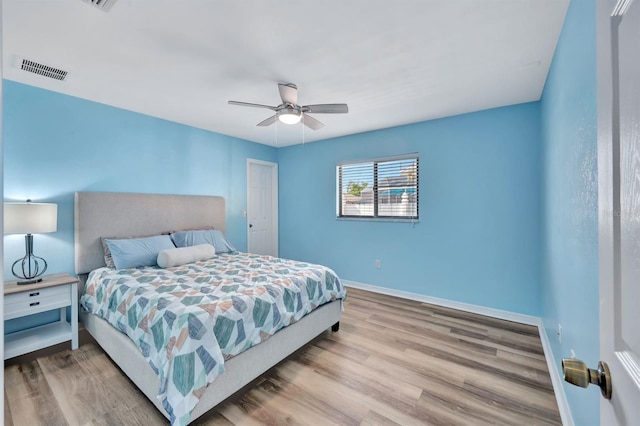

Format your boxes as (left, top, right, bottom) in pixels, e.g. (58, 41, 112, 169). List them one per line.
(4, 285, 71, 320)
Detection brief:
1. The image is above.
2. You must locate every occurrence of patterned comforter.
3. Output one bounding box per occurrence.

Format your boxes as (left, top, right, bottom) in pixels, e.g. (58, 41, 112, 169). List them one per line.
(80, 252, 346, 426)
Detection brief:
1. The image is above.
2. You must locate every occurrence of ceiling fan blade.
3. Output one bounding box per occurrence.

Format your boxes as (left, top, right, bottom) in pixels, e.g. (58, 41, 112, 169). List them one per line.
(228, 100, 277, 111)
(278, 83, 298, 105)
(257, 114, 278, 127)
(303, 104, 349, 114)
(302, 113, 325, 130)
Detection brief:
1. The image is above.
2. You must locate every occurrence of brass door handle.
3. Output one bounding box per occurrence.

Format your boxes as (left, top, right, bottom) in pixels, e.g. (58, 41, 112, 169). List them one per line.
(562, 358, 612, 399)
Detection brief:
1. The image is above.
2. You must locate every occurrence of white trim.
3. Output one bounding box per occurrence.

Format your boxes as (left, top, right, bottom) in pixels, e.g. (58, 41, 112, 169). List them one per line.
(336, 217, 420, 224)
(343, 279, 574, 425)
(246, 158, 278, 168)
(246, 159, 279, 256)
(538, 322, 575, 426)
(337, 152, 419, 166)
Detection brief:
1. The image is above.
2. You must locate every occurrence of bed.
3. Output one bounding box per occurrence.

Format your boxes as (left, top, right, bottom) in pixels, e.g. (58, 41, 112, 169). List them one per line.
(74, 191, 345, 425)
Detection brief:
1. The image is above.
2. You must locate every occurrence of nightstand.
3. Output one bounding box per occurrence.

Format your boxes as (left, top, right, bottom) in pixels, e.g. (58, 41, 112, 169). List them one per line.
(4, 273, 79, 360)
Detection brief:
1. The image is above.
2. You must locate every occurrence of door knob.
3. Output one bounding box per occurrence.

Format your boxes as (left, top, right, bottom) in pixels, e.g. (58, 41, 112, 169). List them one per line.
(562, 358, 612, 399)
(249, 224, 253, 228)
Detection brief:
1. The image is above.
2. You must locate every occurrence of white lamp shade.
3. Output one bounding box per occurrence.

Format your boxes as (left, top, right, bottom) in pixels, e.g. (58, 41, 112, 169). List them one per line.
(4, 203, 58, 234)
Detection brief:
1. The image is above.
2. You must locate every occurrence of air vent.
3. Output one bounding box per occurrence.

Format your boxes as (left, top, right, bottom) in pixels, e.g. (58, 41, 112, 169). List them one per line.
(20, 59, 68, 81)
(80, 0, 117, 11)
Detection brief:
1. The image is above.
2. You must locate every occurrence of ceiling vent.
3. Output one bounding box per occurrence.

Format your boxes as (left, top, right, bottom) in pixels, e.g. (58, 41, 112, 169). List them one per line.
(80, 0, 117, 12)
(20, 59, 68, 81)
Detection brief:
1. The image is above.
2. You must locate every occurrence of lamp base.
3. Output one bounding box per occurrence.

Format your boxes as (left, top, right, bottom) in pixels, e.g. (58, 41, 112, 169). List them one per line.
(16, 277, 44, 285)
(11, 234, 48, 284)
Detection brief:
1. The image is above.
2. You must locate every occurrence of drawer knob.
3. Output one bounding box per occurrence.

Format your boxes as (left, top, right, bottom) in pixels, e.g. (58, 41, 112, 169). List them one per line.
(29, 292, 40, 297)
(29, 302, 40, 307)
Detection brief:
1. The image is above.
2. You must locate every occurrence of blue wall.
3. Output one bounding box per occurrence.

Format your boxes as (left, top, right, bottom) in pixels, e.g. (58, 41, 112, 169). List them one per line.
(3, 81, 276, 331)
(278, 103, 542, 316)
(540, 0, 599, 424)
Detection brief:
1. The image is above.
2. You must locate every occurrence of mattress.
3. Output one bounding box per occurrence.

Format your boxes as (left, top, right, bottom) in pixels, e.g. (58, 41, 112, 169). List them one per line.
(80, 252, 347, 426)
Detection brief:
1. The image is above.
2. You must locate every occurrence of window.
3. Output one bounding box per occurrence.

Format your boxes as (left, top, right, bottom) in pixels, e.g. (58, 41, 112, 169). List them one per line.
(337, 154, 419, 220)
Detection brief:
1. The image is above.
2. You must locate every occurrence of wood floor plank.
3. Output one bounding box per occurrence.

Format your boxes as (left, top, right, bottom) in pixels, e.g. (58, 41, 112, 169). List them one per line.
(4, 391, 14, 426)
(90, 401, 168, 426)
(216, 384, 320, 426)
(266, 365, 367, 425)
(414, 386, 513, 426)
(302, 344, 423, 404)
(463, 369, 560, 414)
(4, 288, 561, 425)
(297, 350, 419, 414)
(374, 316, 499, 356)
(4, 362, 68, 426)
(208, 404, 270, 426)
(347, 297, 436, 321)
(423, 304, 539, 336)
(281, 359, 427, 426)
(461, 380, 561, 424)
(496, 348, 549, 370)
(363, 353, 467, 393)
(361, 409, 403, 426)
(38, 348, 121, 425)
(373, 323, 549, 391)
(398, 336, 554, 393)
(332, 324, 410, 359)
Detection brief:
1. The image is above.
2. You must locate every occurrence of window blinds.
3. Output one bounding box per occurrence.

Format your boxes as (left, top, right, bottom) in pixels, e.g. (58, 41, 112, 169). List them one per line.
(337, 154, 419, 220)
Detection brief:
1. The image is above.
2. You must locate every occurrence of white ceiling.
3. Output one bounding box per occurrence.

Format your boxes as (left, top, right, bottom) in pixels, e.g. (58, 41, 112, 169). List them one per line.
(3, 0, 569, 147)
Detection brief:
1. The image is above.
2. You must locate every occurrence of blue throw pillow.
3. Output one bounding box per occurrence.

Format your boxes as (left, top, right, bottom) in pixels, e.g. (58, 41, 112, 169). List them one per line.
(170, 229, 236, 253)
(103, 235, 176, 269)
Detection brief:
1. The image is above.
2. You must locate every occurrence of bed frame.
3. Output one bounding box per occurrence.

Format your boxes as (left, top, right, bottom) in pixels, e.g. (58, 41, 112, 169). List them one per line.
(74, 191, 342, 423)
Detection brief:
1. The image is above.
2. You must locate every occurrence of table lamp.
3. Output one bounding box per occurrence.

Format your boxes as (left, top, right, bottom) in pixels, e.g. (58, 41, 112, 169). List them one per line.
(4, 200, 58, 284)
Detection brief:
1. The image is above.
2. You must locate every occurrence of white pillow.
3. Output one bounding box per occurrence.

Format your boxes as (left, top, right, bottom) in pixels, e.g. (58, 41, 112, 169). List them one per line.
(157, 244, 215, 268)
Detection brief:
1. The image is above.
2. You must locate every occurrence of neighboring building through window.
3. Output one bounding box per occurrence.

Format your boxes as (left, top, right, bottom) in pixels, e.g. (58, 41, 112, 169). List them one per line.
(337, 154, 419, 220)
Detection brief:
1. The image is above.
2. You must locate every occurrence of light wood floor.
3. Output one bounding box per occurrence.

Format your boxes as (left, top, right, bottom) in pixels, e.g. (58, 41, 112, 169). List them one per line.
(4, 288, 561, 425)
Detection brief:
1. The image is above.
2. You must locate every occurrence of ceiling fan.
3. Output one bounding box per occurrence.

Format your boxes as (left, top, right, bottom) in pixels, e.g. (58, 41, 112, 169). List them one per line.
(228, 83, 348, 130)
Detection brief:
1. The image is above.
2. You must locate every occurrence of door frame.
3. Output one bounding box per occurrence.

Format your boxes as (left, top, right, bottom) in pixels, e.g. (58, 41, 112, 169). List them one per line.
(246, 158, 279, 256)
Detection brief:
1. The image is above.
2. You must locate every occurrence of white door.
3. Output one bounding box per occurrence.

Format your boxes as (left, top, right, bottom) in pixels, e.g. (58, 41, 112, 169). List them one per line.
(597, 0, 640, 423)
(0, 1, 5, 420)
(247, 159, 278, 256)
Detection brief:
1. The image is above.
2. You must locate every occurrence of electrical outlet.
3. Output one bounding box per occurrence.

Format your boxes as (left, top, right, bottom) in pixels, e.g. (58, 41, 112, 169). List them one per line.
(375, 259, 381, 269)
(241, 210, 247, 218)
(557, 324, 562, 343)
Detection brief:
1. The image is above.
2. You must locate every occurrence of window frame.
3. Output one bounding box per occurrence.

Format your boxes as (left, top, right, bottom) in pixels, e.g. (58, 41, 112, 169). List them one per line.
(336, 153, 419, 222)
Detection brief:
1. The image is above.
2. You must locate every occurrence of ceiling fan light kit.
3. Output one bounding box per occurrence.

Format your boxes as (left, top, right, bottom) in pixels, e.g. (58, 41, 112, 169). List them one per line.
(229, 83, 348, 130)
(278, 108, 302, 125)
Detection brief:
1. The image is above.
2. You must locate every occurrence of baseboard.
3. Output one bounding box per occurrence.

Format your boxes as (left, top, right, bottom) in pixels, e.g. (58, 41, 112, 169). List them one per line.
(342, 279, 574, 425)
(537, 322, 575, 426)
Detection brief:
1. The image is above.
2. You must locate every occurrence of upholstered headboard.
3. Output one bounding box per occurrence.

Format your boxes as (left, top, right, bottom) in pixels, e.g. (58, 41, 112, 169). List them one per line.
(75, 192, 225, 275)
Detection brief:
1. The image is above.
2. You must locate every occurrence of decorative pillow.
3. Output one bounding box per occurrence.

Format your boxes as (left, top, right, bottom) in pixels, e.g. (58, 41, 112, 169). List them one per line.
(101, 237, 117, 268)
(103, 235, 175, 269)
(157, 244, 215, 268)
(170, 229, 236, 253)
